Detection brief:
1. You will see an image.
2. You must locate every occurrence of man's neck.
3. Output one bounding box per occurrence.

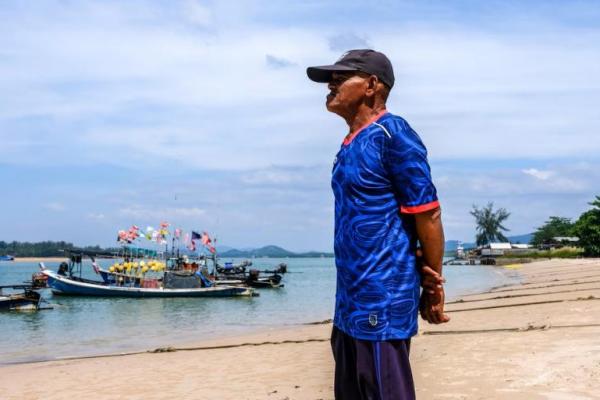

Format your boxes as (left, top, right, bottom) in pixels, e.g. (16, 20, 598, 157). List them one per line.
(345, 105, 387, 135)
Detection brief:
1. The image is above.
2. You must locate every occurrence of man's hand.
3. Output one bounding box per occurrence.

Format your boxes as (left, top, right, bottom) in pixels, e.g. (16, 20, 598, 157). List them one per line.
(416, 249, 450, 324)
(419, 288, 450, 324)
(413, 208, 449, 324)
(416, 248, 445, 296)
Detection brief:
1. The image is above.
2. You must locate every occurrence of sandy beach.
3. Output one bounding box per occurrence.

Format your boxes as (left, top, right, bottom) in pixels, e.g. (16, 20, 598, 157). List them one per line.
(1, 258, 599, 399)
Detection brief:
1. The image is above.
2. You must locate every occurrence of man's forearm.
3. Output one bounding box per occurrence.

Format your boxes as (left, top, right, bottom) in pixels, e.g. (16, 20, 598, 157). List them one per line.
(414, 207, 445, 274)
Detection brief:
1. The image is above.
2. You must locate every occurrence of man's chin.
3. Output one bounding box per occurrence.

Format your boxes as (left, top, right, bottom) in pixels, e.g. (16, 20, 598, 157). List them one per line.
(326, 101, 340, 114)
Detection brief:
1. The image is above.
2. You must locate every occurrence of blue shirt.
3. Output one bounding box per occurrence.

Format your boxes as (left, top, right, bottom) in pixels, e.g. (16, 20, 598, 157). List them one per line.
(332, 111, 439, 341)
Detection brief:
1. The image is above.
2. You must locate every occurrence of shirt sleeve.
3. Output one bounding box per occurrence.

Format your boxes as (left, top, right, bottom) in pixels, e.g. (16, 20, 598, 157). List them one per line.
(383, 121, 440, 214)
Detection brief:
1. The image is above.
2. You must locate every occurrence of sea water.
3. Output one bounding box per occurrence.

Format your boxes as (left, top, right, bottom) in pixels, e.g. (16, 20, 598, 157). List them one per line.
(0, 258, 520, 365)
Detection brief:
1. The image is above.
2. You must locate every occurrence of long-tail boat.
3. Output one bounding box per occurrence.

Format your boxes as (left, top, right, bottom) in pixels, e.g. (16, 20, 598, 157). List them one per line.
(42, 249, 255, 298)
(0, 285, 42, 311)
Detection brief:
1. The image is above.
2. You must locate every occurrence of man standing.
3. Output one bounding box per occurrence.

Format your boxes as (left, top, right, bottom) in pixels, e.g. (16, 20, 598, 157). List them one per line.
(307, 49, 448, 399)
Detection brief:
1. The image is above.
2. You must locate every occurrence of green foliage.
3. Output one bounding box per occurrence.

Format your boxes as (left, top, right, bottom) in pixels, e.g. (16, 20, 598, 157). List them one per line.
(499, 247, 583, 259)
(532, 216, 575, 246)
(470, 202, 510, 246)
(0, 241, 113, 257)
(573, 196, 600, 257)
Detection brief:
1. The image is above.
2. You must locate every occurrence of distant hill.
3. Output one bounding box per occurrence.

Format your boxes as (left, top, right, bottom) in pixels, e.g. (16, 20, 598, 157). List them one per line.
(507, 233, 533, 244)
(219, 245, 333, 258)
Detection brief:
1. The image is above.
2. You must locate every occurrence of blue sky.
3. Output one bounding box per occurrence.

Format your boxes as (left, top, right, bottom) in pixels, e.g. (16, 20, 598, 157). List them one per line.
(1, 0, 599, 251)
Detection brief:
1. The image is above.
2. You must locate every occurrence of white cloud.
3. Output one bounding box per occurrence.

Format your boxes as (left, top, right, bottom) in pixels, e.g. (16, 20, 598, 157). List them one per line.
(265, 54, 296, 69)
(119, 206, 206, 219)
(87, 213, 106, 220)
(522, 168, 554, 180)
(1, 1, 599, 171)
(183, 0, 213, 27)
(44, 202, 65, 212)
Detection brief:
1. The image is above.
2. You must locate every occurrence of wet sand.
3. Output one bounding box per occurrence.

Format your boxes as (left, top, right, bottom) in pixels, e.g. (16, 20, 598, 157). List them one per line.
(1, 258, 598, 399)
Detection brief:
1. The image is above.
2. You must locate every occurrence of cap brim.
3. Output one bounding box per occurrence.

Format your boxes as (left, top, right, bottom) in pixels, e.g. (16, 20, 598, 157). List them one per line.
(306, 64, 358, 83)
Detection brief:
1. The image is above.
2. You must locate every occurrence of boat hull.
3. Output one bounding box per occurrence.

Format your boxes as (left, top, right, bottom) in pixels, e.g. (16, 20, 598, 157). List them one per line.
(0, 292, 41, 311)
(43, 270, 254, 298)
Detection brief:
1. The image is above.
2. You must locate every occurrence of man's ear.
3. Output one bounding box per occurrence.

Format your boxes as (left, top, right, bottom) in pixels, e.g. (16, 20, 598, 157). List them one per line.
(365, 75, 378, 97)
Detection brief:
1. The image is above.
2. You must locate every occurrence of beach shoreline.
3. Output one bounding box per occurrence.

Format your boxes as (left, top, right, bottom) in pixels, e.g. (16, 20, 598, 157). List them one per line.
(1, 258, 599, 399)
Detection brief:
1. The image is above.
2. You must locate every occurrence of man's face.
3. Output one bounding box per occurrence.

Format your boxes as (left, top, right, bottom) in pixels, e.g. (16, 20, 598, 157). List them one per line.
(326, 72, 369, 116)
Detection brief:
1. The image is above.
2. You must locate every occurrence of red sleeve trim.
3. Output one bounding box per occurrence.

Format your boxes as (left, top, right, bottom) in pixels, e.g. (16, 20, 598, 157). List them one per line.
(400, 200, 440, 214)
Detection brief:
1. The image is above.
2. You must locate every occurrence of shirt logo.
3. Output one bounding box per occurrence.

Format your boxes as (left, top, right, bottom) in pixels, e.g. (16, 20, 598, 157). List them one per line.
(368, 312, 378, 327)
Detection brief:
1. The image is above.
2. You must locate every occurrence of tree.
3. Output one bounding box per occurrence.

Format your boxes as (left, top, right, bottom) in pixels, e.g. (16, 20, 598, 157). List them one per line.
(532, 216, 575, 246)
(471, 202, 511, 246)
(573, 196, 600, 257)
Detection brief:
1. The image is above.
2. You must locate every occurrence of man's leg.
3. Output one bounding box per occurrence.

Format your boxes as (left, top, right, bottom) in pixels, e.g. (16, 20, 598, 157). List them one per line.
(366, 339, 415, 400)
(332, 326, 415, 400)
(331, 326, 362, 400)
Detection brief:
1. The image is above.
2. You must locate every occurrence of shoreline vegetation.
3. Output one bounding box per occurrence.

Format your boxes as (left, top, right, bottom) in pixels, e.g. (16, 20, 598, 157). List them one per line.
(1, 258, 598, 398)
(0, 241, 335, 259)
(497, 246, 583, 259)
(2, 240, 586, 261)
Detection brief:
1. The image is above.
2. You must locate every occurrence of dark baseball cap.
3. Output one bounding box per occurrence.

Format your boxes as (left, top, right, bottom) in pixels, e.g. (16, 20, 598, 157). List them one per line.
(306, 49, 395, 88)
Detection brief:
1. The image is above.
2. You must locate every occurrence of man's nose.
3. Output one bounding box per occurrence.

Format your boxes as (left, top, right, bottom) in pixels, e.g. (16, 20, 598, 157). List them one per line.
(328, 81, 336, 91)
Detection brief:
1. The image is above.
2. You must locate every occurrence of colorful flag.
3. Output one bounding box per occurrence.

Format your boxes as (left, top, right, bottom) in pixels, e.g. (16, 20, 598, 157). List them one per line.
(117, 230, 128, 243)
(128, 225, 140, 242)
(174, 228, 182, 239)
(191, 231, 201, 240)
(201, 232, 216, 253)
(145, 226, 154, 240)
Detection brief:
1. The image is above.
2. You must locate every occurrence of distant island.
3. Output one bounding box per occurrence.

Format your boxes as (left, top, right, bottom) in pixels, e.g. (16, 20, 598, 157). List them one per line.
(0, 233, 535, 259)
(0, 241, 334, 258)
(218, 245, 333, 258)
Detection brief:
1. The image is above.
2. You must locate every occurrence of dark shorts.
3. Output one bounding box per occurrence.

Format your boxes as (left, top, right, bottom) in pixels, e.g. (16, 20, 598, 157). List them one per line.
(330, 326, 415, 400)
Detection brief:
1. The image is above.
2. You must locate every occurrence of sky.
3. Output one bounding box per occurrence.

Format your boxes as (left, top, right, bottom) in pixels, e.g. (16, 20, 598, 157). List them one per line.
(1, 0, 599, 251)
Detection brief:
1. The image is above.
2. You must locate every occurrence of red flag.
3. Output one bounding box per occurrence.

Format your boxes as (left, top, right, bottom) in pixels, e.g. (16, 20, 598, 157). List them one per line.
(201, 232, 211, 245)
(201, 232, 215, 253)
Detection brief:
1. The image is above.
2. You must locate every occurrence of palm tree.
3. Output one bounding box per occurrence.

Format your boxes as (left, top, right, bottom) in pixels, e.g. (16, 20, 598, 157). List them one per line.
(470, 202, 511, 246)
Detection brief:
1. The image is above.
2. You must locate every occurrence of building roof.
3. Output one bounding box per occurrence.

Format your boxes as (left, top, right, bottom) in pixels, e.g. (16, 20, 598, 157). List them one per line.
(488, 242, 512, 250)
(553, 236, 579, 242)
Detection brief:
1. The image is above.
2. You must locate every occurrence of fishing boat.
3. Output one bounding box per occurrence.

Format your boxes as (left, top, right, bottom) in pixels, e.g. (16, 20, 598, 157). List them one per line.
(42, 249, 255, 298)
(0, 255, 15, 261)
(0, 285, 43, 311)
(215, 261, 287, 288)
(217, 270, 284, 288)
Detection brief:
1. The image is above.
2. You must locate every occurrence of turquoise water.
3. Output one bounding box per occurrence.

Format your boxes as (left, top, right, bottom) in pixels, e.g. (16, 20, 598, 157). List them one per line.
(0, 258, 519, 364)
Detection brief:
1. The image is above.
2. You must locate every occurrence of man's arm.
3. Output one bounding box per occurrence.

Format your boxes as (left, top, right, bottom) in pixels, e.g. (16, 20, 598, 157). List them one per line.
(414, 207, 450, 324)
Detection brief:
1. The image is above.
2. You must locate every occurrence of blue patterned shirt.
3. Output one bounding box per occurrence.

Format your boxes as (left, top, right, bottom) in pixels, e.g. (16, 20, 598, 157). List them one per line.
(332, 111, 439, 341)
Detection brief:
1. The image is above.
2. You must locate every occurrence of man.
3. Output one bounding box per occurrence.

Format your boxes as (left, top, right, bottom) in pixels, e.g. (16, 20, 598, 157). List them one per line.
(306, 49, 449, 399)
